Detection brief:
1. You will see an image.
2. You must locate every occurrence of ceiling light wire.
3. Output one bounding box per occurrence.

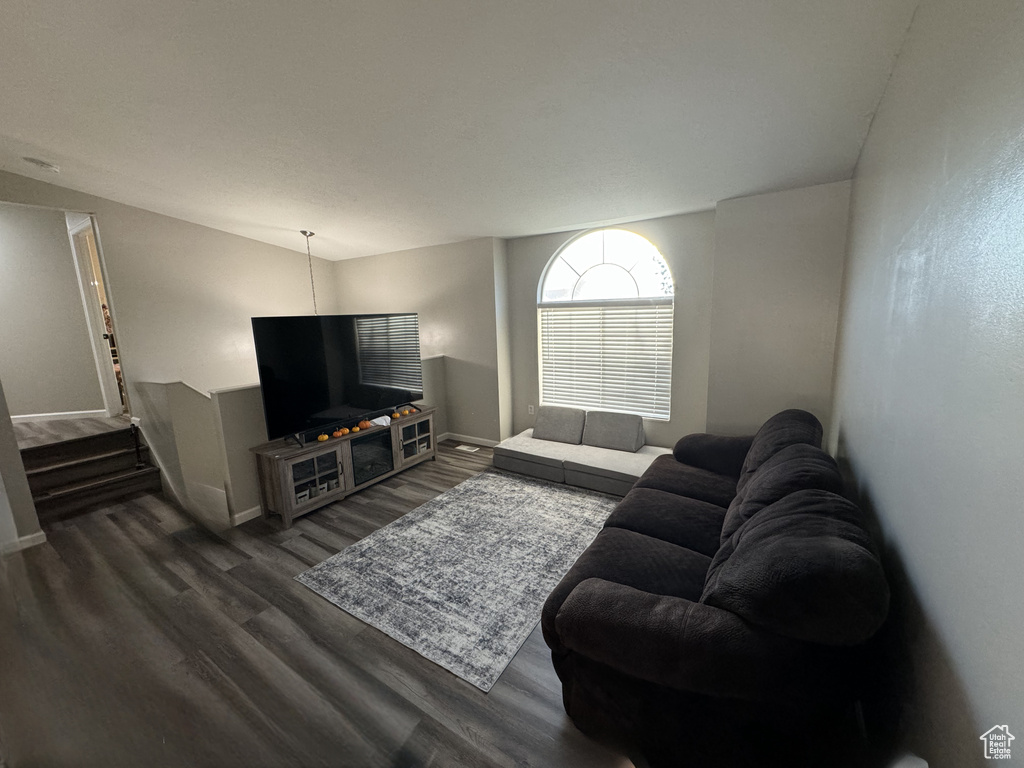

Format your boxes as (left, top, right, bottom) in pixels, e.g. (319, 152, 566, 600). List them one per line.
(301, 229, 318, 315)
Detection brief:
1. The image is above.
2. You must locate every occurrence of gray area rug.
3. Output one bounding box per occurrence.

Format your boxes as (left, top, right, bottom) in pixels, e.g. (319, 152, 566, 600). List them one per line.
(295, 469, 617, 691)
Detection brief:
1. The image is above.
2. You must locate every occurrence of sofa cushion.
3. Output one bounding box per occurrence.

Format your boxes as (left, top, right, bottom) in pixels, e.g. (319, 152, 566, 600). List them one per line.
(491, 452, 565, 483)
(563, 444, 671, 496)
(604, 488, 726, 557)
(562, 469, 632, 497)
(532, 405, 587, 444)
(635, 454, 737, 508)
(562, 444, 671, 484)
(702, 489, 890, 646)
(721, 444, 842, 543)
(493, 428, 572, 468)
(673, 433, 754, 478)
(736, 409, 824, 495)
(542, 526, 711, 650)
(583, 411, 645, 452)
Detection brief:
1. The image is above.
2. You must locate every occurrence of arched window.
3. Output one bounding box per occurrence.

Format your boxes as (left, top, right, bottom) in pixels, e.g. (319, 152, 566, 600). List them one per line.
(538, 229, 674, 419)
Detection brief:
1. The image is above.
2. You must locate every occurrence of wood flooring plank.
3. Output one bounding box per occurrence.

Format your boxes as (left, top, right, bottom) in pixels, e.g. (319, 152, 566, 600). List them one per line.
(171, 524, 253, 571)
(109, 505, 271, 625)
(242, 606, 423, 759)
(279, 533, 338, 566)
(390, 713, 508, 768)
(163, 588, 386, 767)
(0, 444, 634, 768)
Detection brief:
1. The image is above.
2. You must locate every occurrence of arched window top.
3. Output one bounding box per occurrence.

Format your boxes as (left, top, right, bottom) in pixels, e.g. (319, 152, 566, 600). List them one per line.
(540, 229, 673, 303)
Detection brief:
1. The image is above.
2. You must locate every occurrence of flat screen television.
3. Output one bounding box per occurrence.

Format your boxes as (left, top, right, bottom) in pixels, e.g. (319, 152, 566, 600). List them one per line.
(252, 313, 423, 441)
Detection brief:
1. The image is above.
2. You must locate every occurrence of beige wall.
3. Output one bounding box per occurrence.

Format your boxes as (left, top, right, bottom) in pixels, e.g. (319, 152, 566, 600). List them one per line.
(0, 170, 339, 533)
(0, 204, 104, 415)
(0, 171, 338, 403)
(492, 238, 513, 441)
(708, 181, 851, 435)
(332, 238, 505, 443)
(508, 212, 716, 448)
(830, 0, 1024, 764)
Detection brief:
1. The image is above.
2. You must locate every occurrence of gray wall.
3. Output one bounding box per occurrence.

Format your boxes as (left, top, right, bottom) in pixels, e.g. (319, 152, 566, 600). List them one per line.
(830, 0, 1024, 764)
(332, 237, 505, 443)
(0, 378, 41, 541)
(508, 212, 716, 448)
(0, 204, 104, 415)
(708, 181, 851, 435)
(0, 171, 340, 534)
(0, 171, 339, 403)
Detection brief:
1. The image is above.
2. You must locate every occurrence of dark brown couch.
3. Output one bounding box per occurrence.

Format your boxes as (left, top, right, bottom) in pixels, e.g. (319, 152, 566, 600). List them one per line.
(541, 409, 890, 767)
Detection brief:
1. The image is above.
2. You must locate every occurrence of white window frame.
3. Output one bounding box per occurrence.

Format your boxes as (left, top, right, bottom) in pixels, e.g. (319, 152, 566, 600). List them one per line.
(537, 229, 674, 420)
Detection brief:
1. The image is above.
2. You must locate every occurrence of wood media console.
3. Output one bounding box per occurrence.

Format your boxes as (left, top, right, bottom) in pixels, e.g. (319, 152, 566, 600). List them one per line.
(251, 405, 436, 527)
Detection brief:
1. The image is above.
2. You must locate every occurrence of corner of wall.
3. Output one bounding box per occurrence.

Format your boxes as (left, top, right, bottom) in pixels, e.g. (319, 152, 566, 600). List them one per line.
(0, 378, 42, 541)
(492, 238, 513, 441)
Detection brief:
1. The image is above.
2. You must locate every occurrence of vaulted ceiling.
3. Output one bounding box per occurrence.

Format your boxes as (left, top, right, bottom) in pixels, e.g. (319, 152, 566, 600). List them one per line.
(0, 0, 919, 260)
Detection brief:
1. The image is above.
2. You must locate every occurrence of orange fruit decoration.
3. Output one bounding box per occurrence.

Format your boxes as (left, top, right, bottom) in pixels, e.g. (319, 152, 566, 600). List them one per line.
(410, 408, 418, 413)
(401, 409, 410, 416)
(317, 433, 329, 442)
(350, 426, 360, 432)
(358, 419, 372, 430)
(339, 427, 350, 435)
(332, 429, 344, 438)
(391, 412, 401, 419)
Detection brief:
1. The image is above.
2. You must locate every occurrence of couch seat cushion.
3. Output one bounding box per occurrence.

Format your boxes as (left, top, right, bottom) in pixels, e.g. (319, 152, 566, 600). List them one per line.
(562, 444, 671, 484)
(635, 454, 737, 508)
(493, 428, 578, 469)
(604, 488, 726, 557)
(542, 527, 711, 650)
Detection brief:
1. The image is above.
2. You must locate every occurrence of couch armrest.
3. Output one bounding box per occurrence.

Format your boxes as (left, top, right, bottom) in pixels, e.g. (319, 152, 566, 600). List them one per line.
(555, 578, 851, 704)
(672, 433, 754, 478)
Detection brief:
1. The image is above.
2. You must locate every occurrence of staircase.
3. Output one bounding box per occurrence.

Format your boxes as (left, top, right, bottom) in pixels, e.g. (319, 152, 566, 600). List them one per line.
(21, 425, 162, 525)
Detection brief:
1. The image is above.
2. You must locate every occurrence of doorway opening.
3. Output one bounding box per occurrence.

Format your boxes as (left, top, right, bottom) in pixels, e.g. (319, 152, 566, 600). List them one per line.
(66, 213, 129, 417)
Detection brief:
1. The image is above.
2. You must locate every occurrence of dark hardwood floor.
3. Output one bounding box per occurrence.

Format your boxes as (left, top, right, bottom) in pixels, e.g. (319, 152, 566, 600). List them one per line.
(12, 414, 131, 450)
(0, 442, 633, 768)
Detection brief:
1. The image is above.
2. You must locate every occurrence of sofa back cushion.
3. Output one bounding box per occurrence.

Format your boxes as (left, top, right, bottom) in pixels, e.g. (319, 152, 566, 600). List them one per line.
(583, 411, 645, 452)
(702, 489, 889, 646)
(532, 405, 587, 444)
(736, 409, 824, 494)
(721, 444, 842, 543)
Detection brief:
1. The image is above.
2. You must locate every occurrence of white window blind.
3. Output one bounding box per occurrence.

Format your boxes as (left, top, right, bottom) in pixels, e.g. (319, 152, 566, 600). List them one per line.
(539, 301, 673, 419)
(355, 314, 423, 391)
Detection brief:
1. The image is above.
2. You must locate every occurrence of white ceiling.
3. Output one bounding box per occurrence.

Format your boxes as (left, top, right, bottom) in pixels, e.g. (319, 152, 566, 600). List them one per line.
(0, 0, 918, 260)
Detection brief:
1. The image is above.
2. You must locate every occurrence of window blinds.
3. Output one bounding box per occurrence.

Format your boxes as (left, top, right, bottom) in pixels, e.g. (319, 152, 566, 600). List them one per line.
(539, 301, 673, 419)
(355, 314, 423, 391)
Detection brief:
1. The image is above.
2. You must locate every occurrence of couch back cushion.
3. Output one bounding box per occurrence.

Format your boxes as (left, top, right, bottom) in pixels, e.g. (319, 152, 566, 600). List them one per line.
(701, 489, 889, 646)
(736, 409, 824, 494)
(532, 405, 587, 444)
(582, 410, 645, 452)
(721, 444, 842, 543)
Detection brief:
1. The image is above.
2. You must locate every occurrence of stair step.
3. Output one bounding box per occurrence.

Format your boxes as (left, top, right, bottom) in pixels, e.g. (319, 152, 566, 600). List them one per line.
(34, 466, 162, 525)
(26, 446, 151, 494)
(20, 428, 138, 472)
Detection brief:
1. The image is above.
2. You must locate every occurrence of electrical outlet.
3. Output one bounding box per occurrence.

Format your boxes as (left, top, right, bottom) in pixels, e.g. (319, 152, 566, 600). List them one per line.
(528, 405, 535, 415)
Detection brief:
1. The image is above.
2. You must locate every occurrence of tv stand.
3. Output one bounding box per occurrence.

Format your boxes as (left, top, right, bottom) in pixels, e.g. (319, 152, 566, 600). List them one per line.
(250, 406, 436, 528)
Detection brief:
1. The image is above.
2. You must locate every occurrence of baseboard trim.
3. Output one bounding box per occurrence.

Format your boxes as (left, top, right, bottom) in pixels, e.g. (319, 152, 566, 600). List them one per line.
(10, 409, 107, 423)
(1, 530, 47, 555)
(439, 433, 498, 448)
(231, 506, 262, 526)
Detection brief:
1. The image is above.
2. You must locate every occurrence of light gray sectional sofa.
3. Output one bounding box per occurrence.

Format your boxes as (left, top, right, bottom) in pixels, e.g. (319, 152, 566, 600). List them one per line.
(493, 406, 671, 496)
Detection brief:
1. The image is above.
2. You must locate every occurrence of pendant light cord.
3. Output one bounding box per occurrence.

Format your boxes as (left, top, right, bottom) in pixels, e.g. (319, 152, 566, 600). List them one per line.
(301, 230, 318, 315)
